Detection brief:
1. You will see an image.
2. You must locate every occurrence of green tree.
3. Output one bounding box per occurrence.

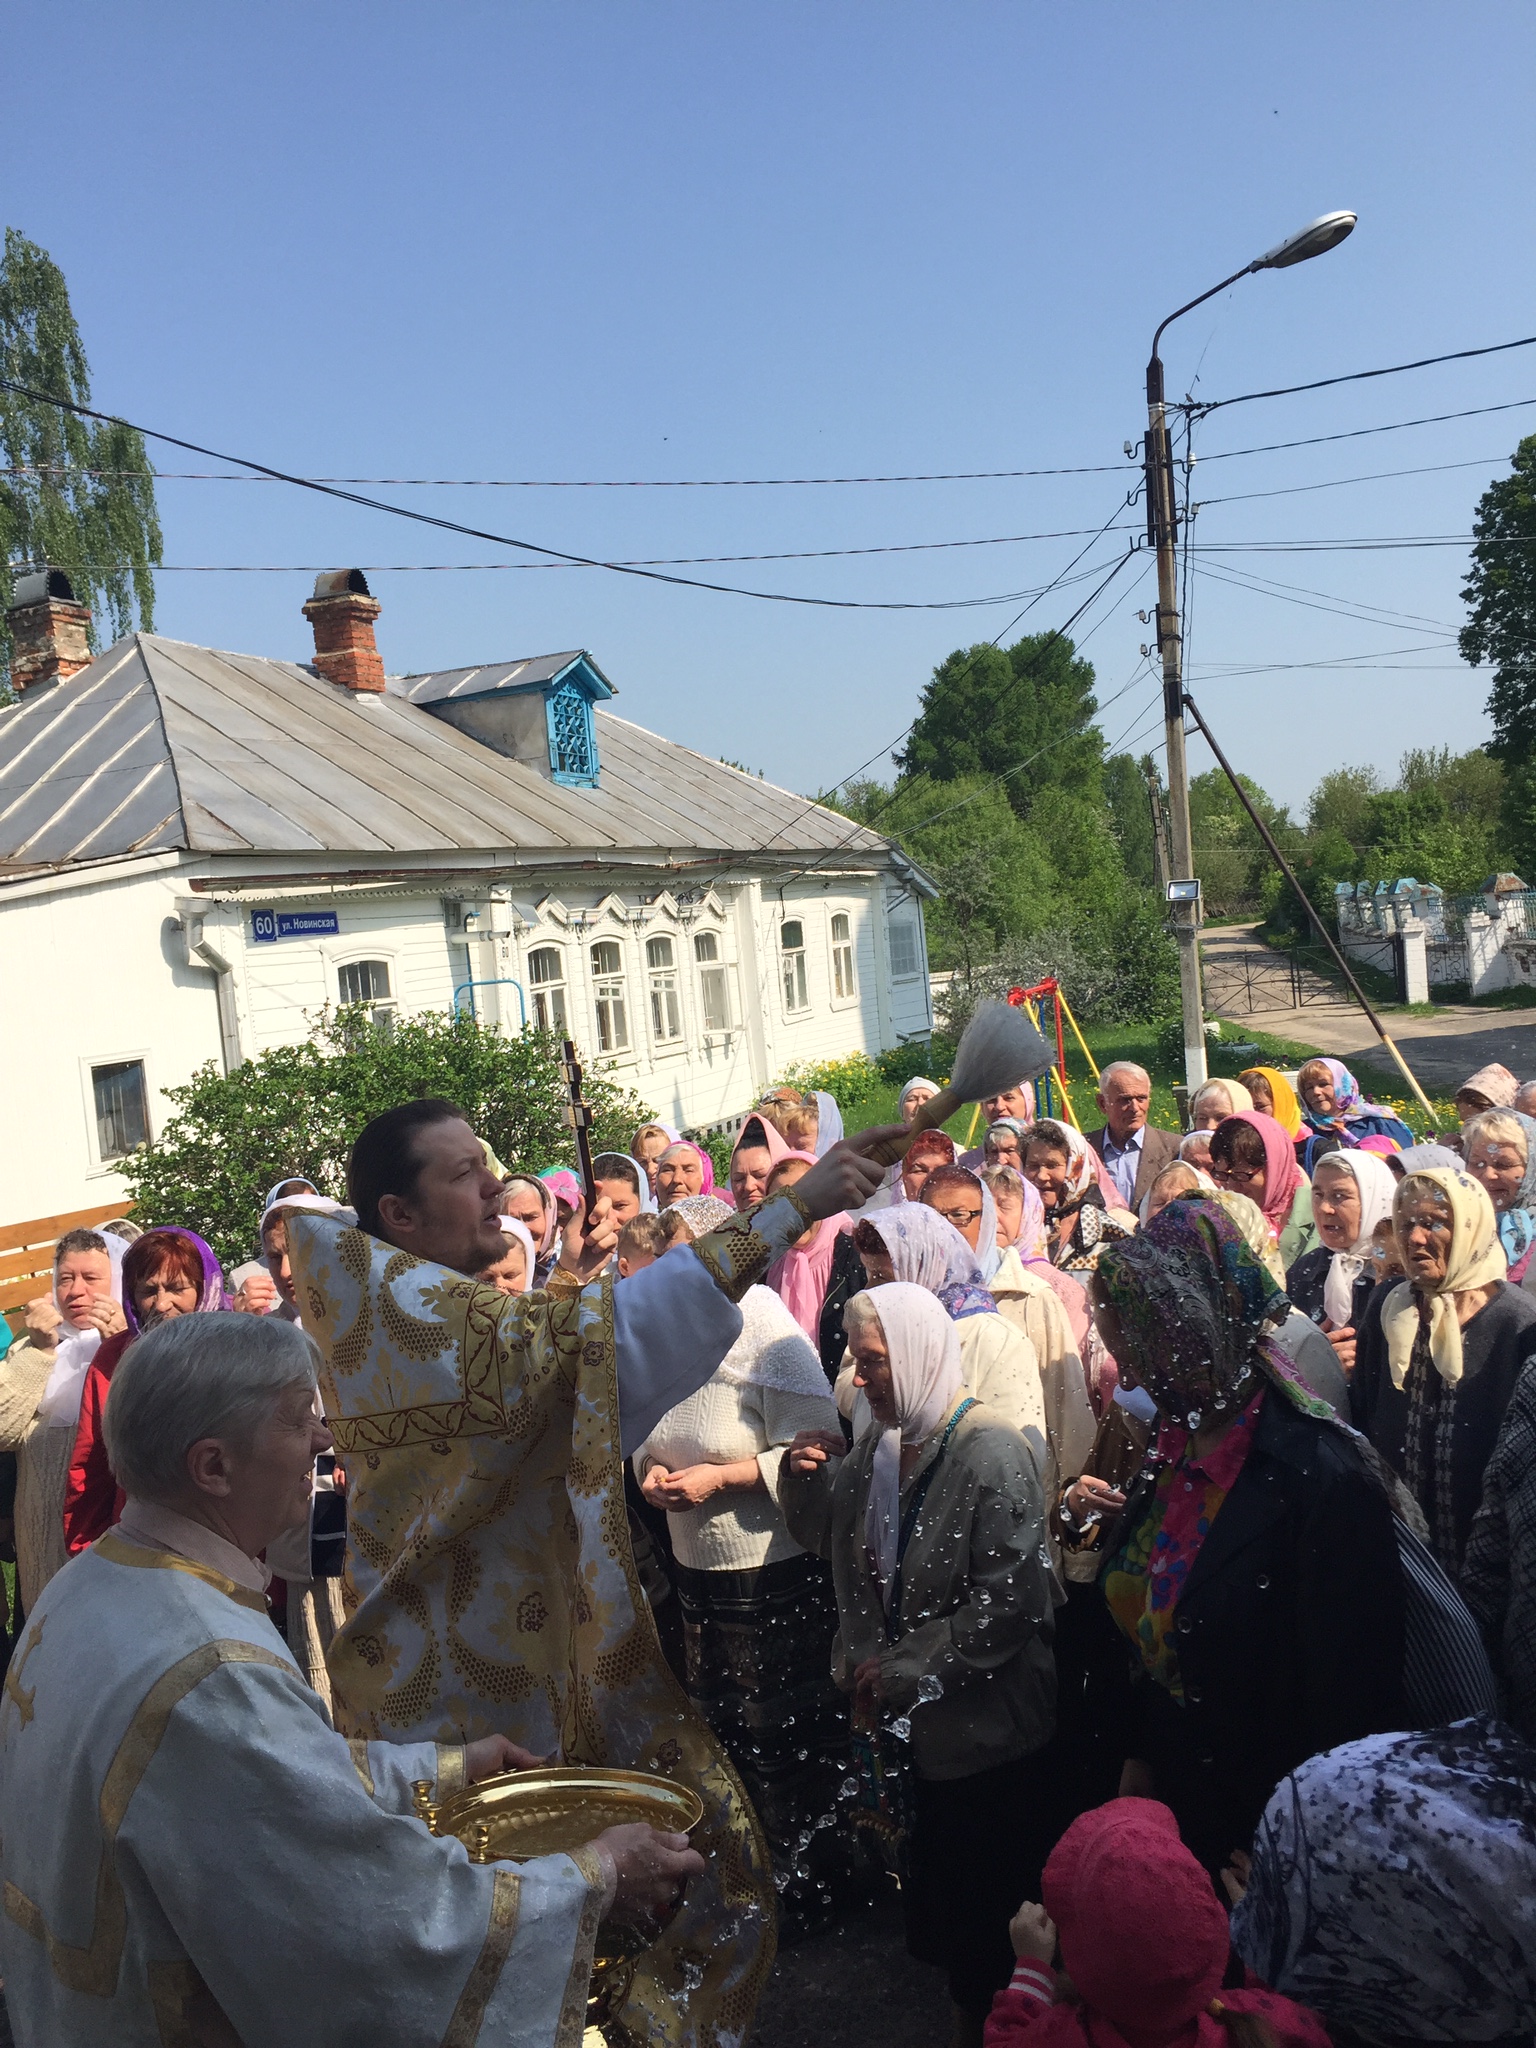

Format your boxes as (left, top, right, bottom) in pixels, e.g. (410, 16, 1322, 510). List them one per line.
(833, 774, 1059, 975)
(1102, 751, 1160, 889)
(122, 1009, 653, 1270)
(1306, 764, 1381, 858)
(1460, 435, 1536, 869)
(0, 229, 162, 694)
(1189, 769, 1292, 919)
(896, 631, 1104, 816)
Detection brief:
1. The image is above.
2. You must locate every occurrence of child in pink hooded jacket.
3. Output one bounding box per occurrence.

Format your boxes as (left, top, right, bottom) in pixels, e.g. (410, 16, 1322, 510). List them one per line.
(984, 1798, 1330, 2048)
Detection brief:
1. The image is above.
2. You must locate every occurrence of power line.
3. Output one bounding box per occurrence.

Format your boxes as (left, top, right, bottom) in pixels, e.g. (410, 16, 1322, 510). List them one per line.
(1194, 332, 1536, 415)
(0, 456, 1138, 489)
(1194, 394, 1536, 463)
(1194, 452, 1509, 509)
(1190, 534, 1535, 554)
(752, 496, 1141, 855)
(49, 528, 1145, 573)
(0, 377, 1114, 614)
(1191, 558, 1458, 635)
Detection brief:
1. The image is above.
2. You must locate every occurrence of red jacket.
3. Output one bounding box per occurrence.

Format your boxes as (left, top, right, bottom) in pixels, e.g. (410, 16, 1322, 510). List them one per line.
(62, 1330, 134, 1554)
(984, 1961, 1332, 2048)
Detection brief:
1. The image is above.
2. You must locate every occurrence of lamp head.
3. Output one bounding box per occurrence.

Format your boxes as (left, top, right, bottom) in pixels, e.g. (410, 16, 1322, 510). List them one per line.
(1253, 210, 1357, 271)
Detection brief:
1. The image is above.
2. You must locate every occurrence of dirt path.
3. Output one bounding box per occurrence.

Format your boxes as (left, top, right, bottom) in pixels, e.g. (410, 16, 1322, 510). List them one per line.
(1198, 924, 1536, 1096)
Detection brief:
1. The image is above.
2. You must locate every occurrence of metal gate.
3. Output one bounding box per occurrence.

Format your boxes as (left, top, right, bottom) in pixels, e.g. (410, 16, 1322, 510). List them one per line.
(1200, 945, 1354, 1015)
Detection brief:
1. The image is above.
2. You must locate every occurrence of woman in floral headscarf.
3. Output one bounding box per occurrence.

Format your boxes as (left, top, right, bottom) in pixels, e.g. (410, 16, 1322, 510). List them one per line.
(1073, 1197, 1406, 1876)
(1296, 1056, 1414, 1153)
(1356, 1166, 1536, 1570)
(1021, 1120, 1135, 1276)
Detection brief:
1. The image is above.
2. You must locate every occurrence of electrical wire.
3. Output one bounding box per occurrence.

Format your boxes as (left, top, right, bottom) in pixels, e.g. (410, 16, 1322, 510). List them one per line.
(1189, 534, 1535, 554)
(1193, 333, 1536, 415)
(1194, 395, 1536, 463)
(0, 457, 1140, 487)
(1190, 558, 1458, 635)
(1193, 453, 1510, 509)
(751, 495, 1141, 854)
(0, 377, 1118, 614)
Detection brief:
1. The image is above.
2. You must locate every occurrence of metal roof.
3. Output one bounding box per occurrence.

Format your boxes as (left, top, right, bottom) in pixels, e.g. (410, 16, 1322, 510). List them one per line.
(395, 653, 608, 707)
(0, 633, 894, 873)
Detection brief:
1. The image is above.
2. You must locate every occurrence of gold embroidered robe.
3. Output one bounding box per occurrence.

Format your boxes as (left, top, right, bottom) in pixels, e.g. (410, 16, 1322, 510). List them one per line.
(288, 1198, 810, 2048)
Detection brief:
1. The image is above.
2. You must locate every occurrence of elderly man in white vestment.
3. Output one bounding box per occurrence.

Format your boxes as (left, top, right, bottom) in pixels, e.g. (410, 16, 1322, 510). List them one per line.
(0, 1312, 705, 2048)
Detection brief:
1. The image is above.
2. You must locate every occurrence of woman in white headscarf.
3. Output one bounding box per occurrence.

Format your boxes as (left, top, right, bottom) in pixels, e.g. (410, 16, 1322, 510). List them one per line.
(476, 1214, 537, 1295)
(843, 1206, 1049, 1460)
(781, 1284, 1056, 2042)
(0, 1227, 126, 1616)
(1284, 1148, 1398, 1395)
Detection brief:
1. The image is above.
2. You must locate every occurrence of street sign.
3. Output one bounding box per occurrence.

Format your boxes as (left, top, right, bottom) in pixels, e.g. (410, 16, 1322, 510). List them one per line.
(250, 907, 341, 944)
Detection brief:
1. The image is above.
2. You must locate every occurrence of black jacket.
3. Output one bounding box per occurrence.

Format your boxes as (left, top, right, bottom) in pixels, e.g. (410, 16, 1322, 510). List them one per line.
(1109, 1388, 1405, 1874)
(816, 1229, 868, 1382)
(1284, 1244, 1380, 1337)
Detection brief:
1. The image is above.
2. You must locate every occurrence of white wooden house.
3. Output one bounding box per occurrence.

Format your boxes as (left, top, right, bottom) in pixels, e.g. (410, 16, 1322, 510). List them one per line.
(0, 568, 935, 1223)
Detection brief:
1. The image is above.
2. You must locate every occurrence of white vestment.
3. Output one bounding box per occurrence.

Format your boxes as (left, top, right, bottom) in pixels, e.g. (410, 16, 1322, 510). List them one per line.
(0, 1532, 605, 2047)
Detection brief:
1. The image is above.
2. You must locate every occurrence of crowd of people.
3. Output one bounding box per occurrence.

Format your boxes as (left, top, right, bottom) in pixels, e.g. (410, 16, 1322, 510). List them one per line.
(0, 1052, 1533, 2046)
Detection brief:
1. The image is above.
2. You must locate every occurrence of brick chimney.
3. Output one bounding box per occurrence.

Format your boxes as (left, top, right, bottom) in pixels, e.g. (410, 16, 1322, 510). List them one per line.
(6, 566, 93, 693)
(302, 569, 385, 693)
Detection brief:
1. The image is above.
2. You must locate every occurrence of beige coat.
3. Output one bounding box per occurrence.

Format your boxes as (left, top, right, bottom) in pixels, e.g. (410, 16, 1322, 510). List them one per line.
(989, 1248, 1098, 1504)
(779, 1396, 1055, 1780)
(0, 1339, 74, 1615)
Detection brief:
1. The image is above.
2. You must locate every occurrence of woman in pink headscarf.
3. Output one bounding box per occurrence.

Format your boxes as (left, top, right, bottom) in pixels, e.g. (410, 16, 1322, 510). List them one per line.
(1209, 1111, 1318, 1268)
(764, 1153, 863, 1375)
(729, 1114, 793, 1209)
(655, 1140, 722, 1209)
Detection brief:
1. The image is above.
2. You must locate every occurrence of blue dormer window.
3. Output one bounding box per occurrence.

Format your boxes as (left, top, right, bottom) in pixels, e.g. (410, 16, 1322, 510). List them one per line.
(547, 679, 599, 786)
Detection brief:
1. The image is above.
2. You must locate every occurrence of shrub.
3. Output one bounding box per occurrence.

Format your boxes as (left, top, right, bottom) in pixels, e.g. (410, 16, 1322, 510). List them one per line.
(122, 1008, 653, 1270)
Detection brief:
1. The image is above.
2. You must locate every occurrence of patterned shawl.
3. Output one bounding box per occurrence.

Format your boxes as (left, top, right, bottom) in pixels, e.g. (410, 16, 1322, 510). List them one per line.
(1093, 1196, 1333, 1429)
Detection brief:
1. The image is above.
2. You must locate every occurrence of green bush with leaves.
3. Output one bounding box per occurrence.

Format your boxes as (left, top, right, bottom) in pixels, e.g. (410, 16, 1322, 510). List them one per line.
(122, 1009, 653, 1270)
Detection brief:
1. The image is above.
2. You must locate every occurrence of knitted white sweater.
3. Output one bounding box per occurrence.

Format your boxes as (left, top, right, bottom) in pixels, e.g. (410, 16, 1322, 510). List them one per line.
(633, 1286, 840, 1573)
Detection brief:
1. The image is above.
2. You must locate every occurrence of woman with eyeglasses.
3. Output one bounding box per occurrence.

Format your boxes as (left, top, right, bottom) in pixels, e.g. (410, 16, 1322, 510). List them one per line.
(1207, 1113, 1317, 1269)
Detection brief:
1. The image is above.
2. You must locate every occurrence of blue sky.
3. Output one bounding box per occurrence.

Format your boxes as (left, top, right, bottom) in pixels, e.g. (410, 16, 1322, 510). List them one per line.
(6, 1, 1534, 817)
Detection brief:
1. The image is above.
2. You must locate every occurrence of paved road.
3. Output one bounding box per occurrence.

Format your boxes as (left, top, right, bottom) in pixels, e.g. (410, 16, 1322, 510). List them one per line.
(751, 1887, 950, 2048)
(1199, 925, 1536, 1096)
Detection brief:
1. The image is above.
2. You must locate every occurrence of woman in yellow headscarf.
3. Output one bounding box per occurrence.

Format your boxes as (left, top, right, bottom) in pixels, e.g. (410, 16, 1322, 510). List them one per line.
(1237, 1066, 1303, 1140)
(1356, 1166, 1536, 1570)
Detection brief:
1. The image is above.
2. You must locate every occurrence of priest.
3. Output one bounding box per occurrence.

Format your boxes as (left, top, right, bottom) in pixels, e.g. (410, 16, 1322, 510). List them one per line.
(0, 1311, 702, 2047)
(283, 1097, 896, 2048)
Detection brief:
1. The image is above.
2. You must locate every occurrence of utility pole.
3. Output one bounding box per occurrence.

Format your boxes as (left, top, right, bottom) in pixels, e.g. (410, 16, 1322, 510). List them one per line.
(1140, 211, 1356, 1095)
(1144, 759, 1170, 895)
(1145, 353, 1207, 1089)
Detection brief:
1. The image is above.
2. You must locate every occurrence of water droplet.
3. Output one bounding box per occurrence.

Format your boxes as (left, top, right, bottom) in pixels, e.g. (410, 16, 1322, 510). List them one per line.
(916, 1674, 943, 1703)
(840, 1775, 858, 1797)
(888, 1715, 912, 1741)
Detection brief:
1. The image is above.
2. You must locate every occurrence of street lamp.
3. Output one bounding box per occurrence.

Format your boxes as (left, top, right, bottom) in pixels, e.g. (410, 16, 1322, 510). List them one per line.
(1145, 211, 1356, 1093)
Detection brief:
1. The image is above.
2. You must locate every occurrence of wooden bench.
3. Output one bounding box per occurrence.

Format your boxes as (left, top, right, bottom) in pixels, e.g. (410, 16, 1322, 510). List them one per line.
(1, 1204, 134, 1338)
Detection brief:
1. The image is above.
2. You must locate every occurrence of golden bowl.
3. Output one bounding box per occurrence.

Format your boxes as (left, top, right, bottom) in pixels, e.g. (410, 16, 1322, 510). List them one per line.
(427, 1767, 707, 2044)
(432, 1765, 704, 1864)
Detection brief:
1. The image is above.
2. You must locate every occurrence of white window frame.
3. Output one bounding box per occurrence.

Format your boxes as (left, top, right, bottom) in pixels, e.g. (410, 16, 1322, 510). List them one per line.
(780, 918, 811, 1016)
(334, 953, 399, 1034)
(79, 1050, 155, 1177)
(589, 938, 631, 1055)
(645, 933, 684, 1047)
(526, 943, 569, 1034)
(887, 916, 922, 981)
(829, 909, 858, 1006)
(693, 928, 734, 1034)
